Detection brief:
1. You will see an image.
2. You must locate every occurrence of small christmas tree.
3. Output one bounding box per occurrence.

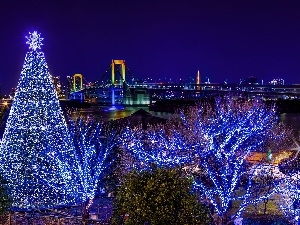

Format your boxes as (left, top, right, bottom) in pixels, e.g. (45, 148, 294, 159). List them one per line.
(0, 31, 78, 209)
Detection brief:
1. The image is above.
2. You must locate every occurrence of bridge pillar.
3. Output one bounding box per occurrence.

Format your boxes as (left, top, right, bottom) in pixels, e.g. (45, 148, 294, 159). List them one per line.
(111, 88, 115, 105)
(111, 60, 125, 85)
(111, 60, 125, 105)
(73, 74, 83, 91)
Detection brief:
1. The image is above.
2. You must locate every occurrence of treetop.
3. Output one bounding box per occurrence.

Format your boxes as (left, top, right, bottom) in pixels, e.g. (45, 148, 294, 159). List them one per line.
(25, 31, 43, 51)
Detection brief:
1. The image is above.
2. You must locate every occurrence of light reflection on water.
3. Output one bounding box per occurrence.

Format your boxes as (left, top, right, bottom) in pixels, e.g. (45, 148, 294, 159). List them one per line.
(72, 107, 300, 132)
(71, 106, 174, 121)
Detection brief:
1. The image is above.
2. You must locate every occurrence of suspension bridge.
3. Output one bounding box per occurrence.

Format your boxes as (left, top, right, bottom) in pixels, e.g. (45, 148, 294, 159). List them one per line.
(68, 60, 300, 106)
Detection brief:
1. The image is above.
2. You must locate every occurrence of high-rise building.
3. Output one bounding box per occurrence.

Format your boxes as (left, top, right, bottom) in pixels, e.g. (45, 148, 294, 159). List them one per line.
(52, 76, 63, 98)
(66, 75, 73, 98)
(270, 78, 284, 85)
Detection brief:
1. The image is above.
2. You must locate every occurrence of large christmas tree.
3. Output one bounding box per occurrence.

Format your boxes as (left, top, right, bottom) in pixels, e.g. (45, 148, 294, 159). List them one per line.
(0, 31, 78, 209)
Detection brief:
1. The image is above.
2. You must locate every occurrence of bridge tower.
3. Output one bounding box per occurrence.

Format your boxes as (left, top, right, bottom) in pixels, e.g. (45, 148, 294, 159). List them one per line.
(196, 69, 201, 90)
(111, 60, 126, 106)
(69, 74, 84, 101)
(111, 60, 126, 85)
(73, 73, 83, 91)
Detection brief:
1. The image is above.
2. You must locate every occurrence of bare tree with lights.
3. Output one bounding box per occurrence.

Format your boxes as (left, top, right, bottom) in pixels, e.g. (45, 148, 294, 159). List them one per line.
(120, 122, 193, 169)
(69, 119, 116, 203)
(275, 142, 300, 225)
(121, 97, 291, 224)
(68, 118, 122, 223)
(179, 97, 291, 224)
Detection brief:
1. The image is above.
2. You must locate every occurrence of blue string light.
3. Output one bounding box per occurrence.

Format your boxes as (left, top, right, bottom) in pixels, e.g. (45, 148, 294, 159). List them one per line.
(121, 97, 284, 221)
(182, 97, 279, 220)
(121, 124, 193, 168)
(276, 169, 300, 223)
(25, 31, 43, 51)
(0, 32, 78, 209)
(69, 119, 114, 208)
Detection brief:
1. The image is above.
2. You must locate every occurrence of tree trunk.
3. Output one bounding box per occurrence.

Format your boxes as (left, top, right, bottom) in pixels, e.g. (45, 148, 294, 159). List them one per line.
(8, 212, 11, 225)
(82, 200, 89, 225)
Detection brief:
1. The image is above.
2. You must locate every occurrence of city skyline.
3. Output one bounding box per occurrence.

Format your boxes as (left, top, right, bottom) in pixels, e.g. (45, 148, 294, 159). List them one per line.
(0, 0, 299, 94)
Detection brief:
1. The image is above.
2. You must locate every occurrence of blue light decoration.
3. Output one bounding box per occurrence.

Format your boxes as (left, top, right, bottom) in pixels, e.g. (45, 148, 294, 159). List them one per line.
(275, 171, 300, 224)
(275, 145, 300, 224)
(26, 31, 43, 51)
(0, 32, 78, 209)
(121, 123, 192, 169)
(120, 96, 288, 223)
(68, 119, 114, 208)
(183, 97, 283, 222)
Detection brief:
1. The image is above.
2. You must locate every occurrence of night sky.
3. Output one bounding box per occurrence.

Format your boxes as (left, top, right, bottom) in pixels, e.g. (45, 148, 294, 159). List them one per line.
(0, 0, 299, 94)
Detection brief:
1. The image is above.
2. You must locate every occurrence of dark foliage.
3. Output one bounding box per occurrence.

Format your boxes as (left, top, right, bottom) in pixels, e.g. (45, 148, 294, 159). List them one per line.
(112, 166, 212, 225)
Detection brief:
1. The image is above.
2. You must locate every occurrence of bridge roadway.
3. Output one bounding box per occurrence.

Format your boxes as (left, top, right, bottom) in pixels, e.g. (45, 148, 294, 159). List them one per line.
(127, 83, 300, 92)
(127, 83, 300, 101)
(79, 83, 300, 105)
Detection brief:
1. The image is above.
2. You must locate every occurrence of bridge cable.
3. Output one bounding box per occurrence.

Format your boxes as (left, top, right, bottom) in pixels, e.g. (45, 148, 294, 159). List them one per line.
(90, 65, 112, 86)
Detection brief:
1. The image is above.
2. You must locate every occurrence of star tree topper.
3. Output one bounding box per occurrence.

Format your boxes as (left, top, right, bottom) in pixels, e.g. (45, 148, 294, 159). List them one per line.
(26, 31, 43, 51)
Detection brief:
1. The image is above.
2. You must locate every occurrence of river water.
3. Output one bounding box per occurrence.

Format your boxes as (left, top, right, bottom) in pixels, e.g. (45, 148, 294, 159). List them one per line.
(72, 106, 174, 121)
(73, 106, 300, 132)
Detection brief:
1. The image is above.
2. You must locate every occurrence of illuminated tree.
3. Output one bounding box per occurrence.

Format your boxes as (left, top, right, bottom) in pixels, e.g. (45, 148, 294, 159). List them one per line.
(275, 171, 300, 224)
(276, 146, 300, 224)
(121, 97, 290, 224)
(180, 97, 288, 224)
(69, 119, 119, 207)
(0, 31, 78, 209)
(121, 123, 192, 169)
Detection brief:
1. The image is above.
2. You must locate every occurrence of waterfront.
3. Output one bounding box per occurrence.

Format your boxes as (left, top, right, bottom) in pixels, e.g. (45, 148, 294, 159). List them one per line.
(71, 106, 174, 121)
(73, 106, 300, 132)
(1, 104, 299, 137)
